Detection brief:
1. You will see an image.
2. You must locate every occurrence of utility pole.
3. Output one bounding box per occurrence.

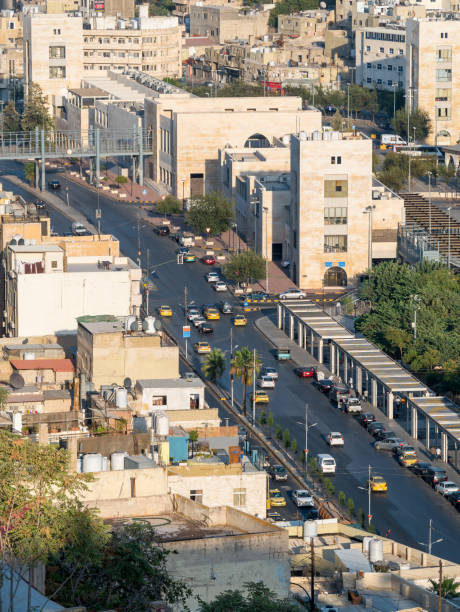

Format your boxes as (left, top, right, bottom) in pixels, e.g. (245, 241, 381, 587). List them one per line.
(263, 206, 269, 294)
(447, 206, 452, 269)
(184, 285, 188, 359)
(137, 215, 141, 268)
(438, 560, 443, 612)
(310, 539, 315, 612)
(428, 171, 432, 235)
(146, 249, 150, 315)
(305, 403, 309, 478)
(252, 348, 256, 426)
(96, 186, 101, 236)
(428, 518, 432, 555)
(368, 464, 372, 524)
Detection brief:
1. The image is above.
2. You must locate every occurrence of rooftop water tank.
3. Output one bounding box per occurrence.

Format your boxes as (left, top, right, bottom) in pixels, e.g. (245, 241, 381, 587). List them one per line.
(363, 535, 374, 554)
(142, 316, 156, 334)
(369, 538, 383, 563)
(155, 411, 169, 436)
(111, 451, 128, 470)
(12, 412, 22, 433)
(125, 315, 136, 331)
(82, 453, 103, 473)
(102, 456, 109, 471)
(115, 387, 128, 409)
(303, 520, 318, 540)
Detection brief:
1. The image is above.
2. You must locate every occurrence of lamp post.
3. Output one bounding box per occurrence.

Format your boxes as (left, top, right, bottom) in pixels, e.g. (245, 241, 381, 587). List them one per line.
(347, 83, 350, 126)
(428, 171, 432, 235)
(447, 206, 452, 269)
(363, 205, 375, 272)
(263, 206, 269, 293)
(358, 465, 373, 525)
(392, 83, 397, 124)
(412, 294, 420, 341)
(300, 403, 317, 479)
(181, 179, 185, 209)
(408, 153, 412, 193)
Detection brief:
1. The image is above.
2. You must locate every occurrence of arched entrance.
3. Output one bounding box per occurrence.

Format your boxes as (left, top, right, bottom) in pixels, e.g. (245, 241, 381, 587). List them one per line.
(244, 133, 270, 148)
(324, 266, 347, 287)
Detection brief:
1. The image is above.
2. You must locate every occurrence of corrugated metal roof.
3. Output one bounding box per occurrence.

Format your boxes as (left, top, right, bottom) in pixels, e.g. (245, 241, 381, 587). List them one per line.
(10, 359, 74, 373)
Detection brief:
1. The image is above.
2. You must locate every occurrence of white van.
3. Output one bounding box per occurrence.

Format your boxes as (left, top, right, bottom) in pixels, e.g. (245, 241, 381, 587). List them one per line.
(380, 134, 406, 146)
(317, 453, 336, 474)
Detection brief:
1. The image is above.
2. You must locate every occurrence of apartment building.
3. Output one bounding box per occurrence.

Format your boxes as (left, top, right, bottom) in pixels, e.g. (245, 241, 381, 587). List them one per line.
(355, 25, 406, 91)
(4, 236, 141, 337)
(144, 95, 321, 199)
(173, 0, 243, 24)
(277, 10, 332, 37)
(190, 5, 269, 43)
(406, 16, 460, 145)
(23, 7, 181, 113)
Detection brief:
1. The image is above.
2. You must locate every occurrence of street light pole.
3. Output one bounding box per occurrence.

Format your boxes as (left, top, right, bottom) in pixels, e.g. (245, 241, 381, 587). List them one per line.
(363, 206, 375, 272)
(393, 83, 396, 123)
(428, 171, 432, 235)
(263, 206, 269, 294)
(252, 348, 256, 426)
(305, 403, 309, 478)
(447, 206, 452, 269)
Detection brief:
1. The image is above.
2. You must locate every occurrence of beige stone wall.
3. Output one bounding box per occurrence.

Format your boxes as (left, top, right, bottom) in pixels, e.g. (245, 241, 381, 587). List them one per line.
(80, 466, 169, 503)
(190, 5, 269, 43)
(46, 0, 80, 12)
(407, 18, 460, 146)
(48, 234, 120, 257)
(0, 219, 50, 251)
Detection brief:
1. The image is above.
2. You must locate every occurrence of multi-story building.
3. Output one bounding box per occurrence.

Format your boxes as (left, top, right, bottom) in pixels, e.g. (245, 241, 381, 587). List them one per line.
(277, 10, 332, 37)
(173, 0, 243, 25)
(23, 7, 181, 114)
(189, 4, 269, 43)
(406, 15, 460, 145)
(4, 235, 142, 337)
(144, 95, 321, 199)
(355, 25, 406, 91)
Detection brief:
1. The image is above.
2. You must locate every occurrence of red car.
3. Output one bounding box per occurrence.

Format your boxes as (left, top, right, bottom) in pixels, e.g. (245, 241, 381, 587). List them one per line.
(201, 255, 215, 265)
(295, 366, 316, 378)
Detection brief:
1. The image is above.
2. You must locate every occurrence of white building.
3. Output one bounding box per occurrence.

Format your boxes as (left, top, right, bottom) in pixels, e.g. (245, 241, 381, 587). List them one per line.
(135, 378, 205, 414)
(4, 243, 141, 337)
(355, 25, 406, 91)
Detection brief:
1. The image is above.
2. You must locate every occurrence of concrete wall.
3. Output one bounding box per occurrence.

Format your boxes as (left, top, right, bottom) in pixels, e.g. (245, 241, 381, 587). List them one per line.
(137, 381, 204, 413)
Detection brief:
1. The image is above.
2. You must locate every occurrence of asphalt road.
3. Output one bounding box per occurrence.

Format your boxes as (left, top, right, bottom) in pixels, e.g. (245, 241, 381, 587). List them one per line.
(3, 162, 460, 563)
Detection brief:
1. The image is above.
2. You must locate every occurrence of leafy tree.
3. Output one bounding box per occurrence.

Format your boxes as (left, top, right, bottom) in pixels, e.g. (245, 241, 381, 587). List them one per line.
(186, 191, 234, 235)
(115, 175, 128, 184)
(291, 438, 297, 454)
(267, 411, 274, 429)
(338, 491, 346, 506)
(275, 423, 282, 440)
(49, 521, 191, 611)
(429, 577, 460, 600)
(282, 428, 290, 448)
(330, 109, 344, 131)
(259, 409, 267, 425)
(384, 326, 412, 360)
(188, 429, 198, 458)
(391, 108, 431, 141)
(25, 162, 35, 186)
(202, 348, 226, 382)
(358, 507, 365, 527)
(2, 100, 20, 133)
(230, 346, 261, 416)
(149, 0, 174, 15)
(269, 0, 318, 28)
(21, 82, 54, 132)
(156, 195, 182, 215)
(224, 250, 266, 286)
(199, 581, 299, 611)
(347, 497, 355, 516)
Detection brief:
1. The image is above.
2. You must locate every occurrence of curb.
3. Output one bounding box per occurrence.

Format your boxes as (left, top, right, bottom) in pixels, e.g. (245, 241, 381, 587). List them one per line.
(63, 172, 158, 205)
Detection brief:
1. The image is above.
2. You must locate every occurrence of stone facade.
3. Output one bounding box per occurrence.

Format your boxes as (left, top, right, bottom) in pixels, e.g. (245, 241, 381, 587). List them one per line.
(190, 5, 269, 43)
(355, 25, 406, 91)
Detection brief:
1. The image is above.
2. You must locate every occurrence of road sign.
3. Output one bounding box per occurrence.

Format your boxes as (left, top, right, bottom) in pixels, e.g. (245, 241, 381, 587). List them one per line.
(95, 209, 101, 219)
(142, 188, 147, 195)
(182, 325, 191, 338)
(368, 514, 373, 520)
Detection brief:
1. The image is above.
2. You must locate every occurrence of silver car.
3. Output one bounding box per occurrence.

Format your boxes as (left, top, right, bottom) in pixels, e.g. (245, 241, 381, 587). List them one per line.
(374, 437, 404, 451)
(279, 288, 306, 300)
(293, 489, 314, 507)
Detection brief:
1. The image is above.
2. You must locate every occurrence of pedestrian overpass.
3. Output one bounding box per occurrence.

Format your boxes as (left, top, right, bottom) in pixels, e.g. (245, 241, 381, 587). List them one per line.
(0, 127, 152, 190)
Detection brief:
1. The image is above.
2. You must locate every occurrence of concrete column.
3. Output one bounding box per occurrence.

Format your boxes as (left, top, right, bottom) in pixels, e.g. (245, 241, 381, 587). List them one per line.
(371, 378, 378, 407)
(95, 127, 100, 185)
(297, 321, 303, 348)
(40, 129, 46, 191)
(330, 344, 335, 374)
(303, 326, 307, 350)
(289, 315, 294, 340)
(441, 432, 448, 462)
(336, 348, 340, 378)
(411, 406, 418, 440)
(426, 416, 430, 450)
(138, 125, 144, 186)
(38, 423, 49, 445)
(387, 391, 394, 420)
(277, 304, 282, 329)
(310, 331, 314, 356)
(344, 355, 348, 385)
(356, 365, 362, 395)
(318, 338, 324, 364)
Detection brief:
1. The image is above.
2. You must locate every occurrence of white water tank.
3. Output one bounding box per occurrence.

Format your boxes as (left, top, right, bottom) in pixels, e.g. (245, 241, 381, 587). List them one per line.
(76, 455, 83, 473)
(111, 451, 127, 470)
(115, 387, 128, 409)
(303, 520, 318, 540)
(12, 412, 22, 433)
(369, 538, 383, 563)
(142, 316, 156, 334)
(125, 315, 136, 331)
(155, 411, 169, 436)
(363, 535, 374, 554)
(23, 352, 35, 360)
(82, 453, 103, 473)
(102, 456, 109, 471)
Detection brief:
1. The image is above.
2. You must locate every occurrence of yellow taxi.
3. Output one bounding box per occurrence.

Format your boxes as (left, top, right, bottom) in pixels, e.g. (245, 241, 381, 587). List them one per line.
(250, 390, 269, 404)
(158, 305, 172, 317)
(399, 451, 418, 467)
(194, 341, 211, 354)
(205, 308, 220, 321)
(269, 489, 287, 507)
(233, 314, 247, 327)
(367, 476, 388, 492)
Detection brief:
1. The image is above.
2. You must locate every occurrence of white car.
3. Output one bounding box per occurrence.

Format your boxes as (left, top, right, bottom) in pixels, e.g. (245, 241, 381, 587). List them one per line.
(293, 489, 314, 507)
(257, 375, 275, 389)
(193, 316, 206, 328)
(213, 281, 227, 292)
(279, 288, 306, 300)
(435, 481, 459, 496)
(206, 272, 219, 283)
(187, 310, 201, 321)
(261, 366, 278, 380)
(327, 432, 344, 447)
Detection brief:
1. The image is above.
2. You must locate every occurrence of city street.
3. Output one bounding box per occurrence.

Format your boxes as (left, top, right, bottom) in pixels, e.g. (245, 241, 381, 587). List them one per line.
(2, 162, 460, 563)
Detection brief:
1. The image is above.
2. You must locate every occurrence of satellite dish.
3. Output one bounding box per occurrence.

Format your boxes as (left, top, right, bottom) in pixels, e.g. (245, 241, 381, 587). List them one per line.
(320, 1, 326, 6)
(22, 338, 28, 344)
(154, 319, 162, 331)
(124, 377, 133, 390)
(9, 373, 25, 389)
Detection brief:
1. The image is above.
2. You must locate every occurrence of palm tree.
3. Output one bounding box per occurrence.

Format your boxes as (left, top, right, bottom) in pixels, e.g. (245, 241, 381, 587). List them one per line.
(230, 346, 261, 416)
(202, 348, 226, 382)
(429, 577, 460, 600)
(188, 429, 198, 458)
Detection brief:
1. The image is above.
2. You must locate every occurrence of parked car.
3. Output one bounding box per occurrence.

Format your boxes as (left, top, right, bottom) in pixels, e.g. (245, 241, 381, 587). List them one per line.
(249, 292, 269, 301)
(257, 375, 276, 389)
(154, 225, 170, 236)
(318, 379, 334, 393)
(367, 422, 386, 435)
(327, 432, 344, 447)
(394, 444, 416, 457)
(409, 462, 433, 477)
(422, 466, 448, 487)
(279, 288, 306, 300)
(374, 438, 404, 451)
(303, 506, 319, 520)
(261, 366, 278, 380)
(343, 397, 362, 414)
(398, 450, 418, 467)
(357, 413, 376, 427)
(213, 281, 227, 292)
(330, 384, 351, 406)
(448, 491, 460, 510)
(293, 489, 314, 507)
(295, 366, 316, 378)
(269, 464, 287, 481)
(206, 271, 219, 283)
(201, 255, 215, 265)
(35, 199, 46, 209)
(435, 481, 459, 496)
(48, 179, 60, 190)
(374, 430, 397, 441)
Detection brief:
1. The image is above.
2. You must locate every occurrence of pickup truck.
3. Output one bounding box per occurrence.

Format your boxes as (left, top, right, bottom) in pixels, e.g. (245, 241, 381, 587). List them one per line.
(344, 397, 362, 413)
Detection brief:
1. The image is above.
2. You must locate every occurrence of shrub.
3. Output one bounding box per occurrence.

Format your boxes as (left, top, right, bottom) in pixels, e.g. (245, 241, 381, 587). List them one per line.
(338, 491, 346, 506)
(259, 410, 267, 425)
(115, 175, 128, 184)
(275, 424, 282, 440)
(347, 497, 355, 516)
(291, 439, 298, 454)
(358, 508, 365, 527)
(283, 428, 291, 448)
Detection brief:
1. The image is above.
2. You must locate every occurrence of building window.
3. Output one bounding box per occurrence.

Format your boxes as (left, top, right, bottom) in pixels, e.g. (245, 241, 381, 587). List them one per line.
(437, 107, 451, 120)
(118, 38, 125, 44)
(366, 45, 370, 52)
(366, 62, 371, 68)
(366, 77, 372, 83)
(436, 48, 452, 61)
(436, 68, 452, 82)
(389, 47, 394, 54)
(324, 235, 347, 253)
(379, 47, 384, 53)
(436, 88, 451, 102)
(51, 260, 58, 269)
(388, 65, 392, 71)
(49, 66, 66, 78)
(377, 79, 382, 85)
(324, 179, 348, 197)
(399, 49, 404, 55)
(53, 28, 61, 35)
(49, 46, 65, 58)
(324, 207, 347, 225)
(388, 80, 393, 86)
(441, 32, 448, 39)
(190, 489, 203, 503)
(152, 395, 167, 406)
(233, 488, 246, 507)
(377, 63, 382, 70)
(398, 66, 403, 72)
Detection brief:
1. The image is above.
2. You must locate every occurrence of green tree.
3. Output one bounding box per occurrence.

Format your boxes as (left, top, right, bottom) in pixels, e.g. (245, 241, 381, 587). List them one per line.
(429, 577, 460, 600)
(224, 249, 266, 287)
(156, 195, 182, 215)
(358, 507, 365, 527)
(49, 521, 191, 611)
(2, 100, 20, 133)
(275, 424, 282, 440)
(282, 428, 290, 448)
(24, 162, 35, 186)
(186, 191, 234, 235)
(338, 491, 346, 506)
(330, 109, 344, 131)
(267, 411, 274, 430)
(384, 326, 412, 360)
(21, 83, 54, 132)
(259, 409, 267, 425)
(391, 107, 431, 141)
(115, 175, 128, 184)
(199, 581, 299, 611)
(188, 429, 198, 458)
(202, 348, 226, 382)
(230, 347, 261, 416)
(269, 0, 317, 28)
(347, 497, 355, 516)
(291, 438, 297, 454)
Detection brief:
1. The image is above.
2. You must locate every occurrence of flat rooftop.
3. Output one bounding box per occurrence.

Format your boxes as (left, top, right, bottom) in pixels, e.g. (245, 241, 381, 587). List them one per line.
(66, 260, 137, 273)
(9, 244, 62, 253)
(78, 319, 125, 334)
(136, 377, 205, 389)
(68, 87, 110, 98)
